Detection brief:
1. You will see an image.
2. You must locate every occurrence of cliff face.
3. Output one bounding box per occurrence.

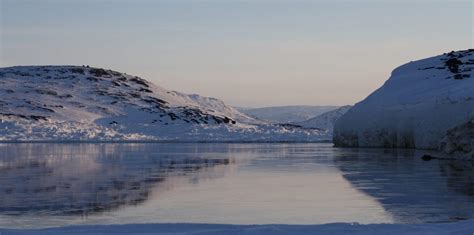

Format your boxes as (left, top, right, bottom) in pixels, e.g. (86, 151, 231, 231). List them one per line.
(333, 49, 474, 150)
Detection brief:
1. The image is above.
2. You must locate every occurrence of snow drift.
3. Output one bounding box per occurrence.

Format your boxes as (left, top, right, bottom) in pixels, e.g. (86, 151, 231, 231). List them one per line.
(333, 49, 474, 151)
(0, 66, 327, 142)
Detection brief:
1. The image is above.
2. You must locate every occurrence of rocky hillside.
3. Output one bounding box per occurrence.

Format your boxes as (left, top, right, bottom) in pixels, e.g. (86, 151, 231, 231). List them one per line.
(333, 49, 474, 154)
(0, 66, 327, 141)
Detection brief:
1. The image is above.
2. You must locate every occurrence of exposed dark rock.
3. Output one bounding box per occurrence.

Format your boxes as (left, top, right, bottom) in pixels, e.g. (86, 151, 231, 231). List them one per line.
(142, 97, 167, 105)
(0, 113, 49, 121)
(278, 123, 303, 129)
(167, 113, 179, 121)
(116, 76, 127, 82)
(109, 70, 122, 77)
(421, 155, 433, 161)
(59, 94, 73, 99)
(139, 88, 153, 93)
(89, 68, 110, 77)
(130, 77, 149, 87)
(29, 115, 48, 121)
(445, 58, 463, 73)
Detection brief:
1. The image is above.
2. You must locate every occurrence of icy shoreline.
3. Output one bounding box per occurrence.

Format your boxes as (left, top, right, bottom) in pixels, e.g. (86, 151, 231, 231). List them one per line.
(0, 140, 332, 144)
(2, 221, 474, 235)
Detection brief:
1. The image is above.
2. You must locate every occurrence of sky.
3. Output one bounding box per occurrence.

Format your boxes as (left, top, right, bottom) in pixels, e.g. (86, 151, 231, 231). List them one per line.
(0, 0, 472, 107)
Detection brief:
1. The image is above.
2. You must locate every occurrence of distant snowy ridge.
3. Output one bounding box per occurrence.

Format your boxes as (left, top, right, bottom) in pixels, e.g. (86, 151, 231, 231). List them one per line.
(237, 105, 339, 123)
(296, 105, 352, 132)
(0, 66, 328, 142)
(334, 49, 474, 154)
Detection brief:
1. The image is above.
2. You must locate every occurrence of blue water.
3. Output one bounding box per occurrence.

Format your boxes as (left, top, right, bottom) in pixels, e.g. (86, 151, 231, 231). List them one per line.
(0, 143, 473, 229)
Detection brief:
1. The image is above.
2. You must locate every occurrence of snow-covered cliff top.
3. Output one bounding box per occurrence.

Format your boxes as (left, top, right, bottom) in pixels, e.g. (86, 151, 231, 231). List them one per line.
(334, 49, 474, 150)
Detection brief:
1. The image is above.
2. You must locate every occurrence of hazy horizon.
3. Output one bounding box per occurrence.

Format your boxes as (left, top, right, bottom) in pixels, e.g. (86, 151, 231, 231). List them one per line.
(1, 0, 472, 107)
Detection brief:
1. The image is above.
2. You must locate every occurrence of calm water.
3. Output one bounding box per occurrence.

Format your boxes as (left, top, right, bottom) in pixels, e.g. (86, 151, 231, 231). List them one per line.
(0, 143, 473, 229)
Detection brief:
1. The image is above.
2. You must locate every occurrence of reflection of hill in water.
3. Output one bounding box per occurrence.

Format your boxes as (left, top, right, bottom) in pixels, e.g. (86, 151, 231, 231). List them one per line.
(333, 148, 474, 223)
(0, 144, 235, 216)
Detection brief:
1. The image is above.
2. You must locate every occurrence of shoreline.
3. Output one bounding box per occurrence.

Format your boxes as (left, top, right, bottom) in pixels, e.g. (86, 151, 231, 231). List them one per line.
(0, 140, 333, 144)
(1, 220, 473, 235)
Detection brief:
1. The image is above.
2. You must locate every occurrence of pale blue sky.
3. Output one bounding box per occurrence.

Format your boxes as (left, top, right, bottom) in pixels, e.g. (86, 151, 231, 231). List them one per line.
(1, 0, 472, 107)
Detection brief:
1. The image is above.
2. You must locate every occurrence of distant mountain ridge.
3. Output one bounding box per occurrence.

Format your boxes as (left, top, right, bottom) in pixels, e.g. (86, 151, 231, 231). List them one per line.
(237, 105, 339, 123)
(296, 106, 352, 132)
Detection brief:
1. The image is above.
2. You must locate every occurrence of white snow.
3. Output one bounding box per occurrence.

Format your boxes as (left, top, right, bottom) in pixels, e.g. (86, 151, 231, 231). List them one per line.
(2, 220, 474, 235)
(0, 66, 329, 142)
(334, 49, 474, 150)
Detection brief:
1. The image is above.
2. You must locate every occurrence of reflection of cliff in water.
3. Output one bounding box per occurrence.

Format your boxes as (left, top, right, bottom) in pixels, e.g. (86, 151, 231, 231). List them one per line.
(0, 144, 235, 216)
(333, 148, 474, 223)
(439, 160, 474, 197)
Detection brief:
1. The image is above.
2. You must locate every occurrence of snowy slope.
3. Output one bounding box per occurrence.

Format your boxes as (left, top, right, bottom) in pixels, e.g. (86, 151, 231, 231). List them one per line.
(0, 66, 328, 141)
(237, 105, 339, 123)
(334, 49, 474, 150)
(296, 106, 352, 132)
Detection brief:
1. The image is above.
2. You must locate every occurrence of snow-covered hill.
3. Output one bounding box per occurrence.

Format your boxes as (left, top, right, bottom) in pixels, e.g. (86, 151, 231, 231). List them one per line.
(237, 105, 339, 123)
(334, 49, 474, 152)
(0, 66, 328, 142)
(295, 106, 351, 132)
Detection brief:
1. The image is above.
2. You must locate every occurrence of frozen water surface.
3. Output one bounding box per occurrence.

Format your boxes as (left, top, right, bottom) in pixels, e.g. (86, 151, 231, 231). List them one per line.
(0, 143, 473, 229)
